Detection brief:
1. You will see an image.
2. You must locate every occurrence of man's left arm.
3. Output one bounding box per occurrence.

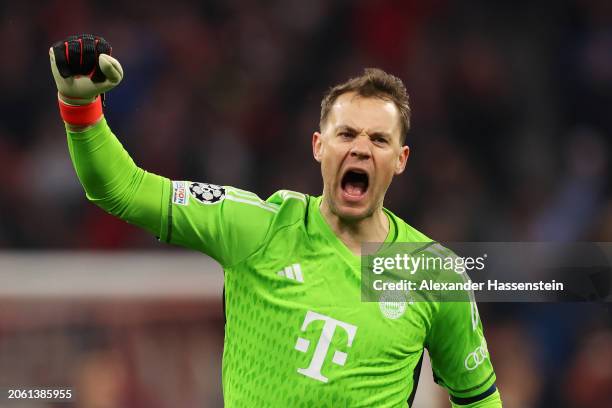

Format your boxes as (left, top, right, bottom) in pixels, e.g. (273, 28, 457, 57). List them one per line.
(425, 295, 502, 407)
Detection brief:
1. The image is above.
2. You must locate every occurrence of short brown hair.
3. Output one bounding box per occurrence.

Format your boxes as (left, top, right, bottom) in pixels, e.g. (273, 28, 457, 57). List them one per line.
(320, 68, 411, 143)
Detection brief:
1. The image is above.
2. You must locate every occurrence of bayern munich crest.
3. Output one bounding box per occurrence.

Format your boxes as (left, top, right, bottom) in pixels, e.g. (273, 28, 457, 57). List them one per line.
(189, 183, 226, 204)
(378, 292, 411, 319)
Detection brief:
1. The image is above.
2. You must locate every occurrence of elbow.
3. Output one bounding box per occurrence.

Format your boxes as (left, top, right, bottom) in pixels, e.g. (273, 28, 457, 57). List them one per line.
(85, 193, 129, 219)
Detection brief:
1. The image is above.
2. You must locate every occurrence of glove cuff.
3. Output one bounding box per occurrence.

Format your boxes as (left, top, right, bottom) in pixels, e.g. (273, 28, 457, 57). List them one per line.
(58, 95, 103, 126)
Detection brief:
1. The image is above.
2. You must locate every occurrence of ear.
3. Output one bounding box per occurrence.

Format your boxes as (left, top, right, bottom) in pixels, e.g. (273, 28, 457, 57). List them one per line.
(394, 145, 410, 175)
(312, 131, 324, 162)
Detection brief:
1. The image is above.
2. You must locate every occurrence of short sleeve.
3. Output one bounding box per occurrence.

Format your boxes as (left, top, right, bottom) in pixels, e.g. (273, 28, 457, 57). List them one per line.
(159, 180, 278, 267)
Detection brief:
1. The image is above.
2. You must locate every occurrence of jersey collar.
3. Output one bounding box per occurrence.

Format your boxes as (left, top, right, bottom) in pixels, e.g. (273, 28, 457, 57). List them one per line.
(311, 196, 397, 268)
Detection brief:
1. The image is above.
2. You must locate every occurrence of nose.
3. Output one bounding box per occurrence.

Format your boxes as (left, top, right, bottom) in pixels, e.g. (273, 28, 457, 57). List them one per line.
(349, 134, 372, 160)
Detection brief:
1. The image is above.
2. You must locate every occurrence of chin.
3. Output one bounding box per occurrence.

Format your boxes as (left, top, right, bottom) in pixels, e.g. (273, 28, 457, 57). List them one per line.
(331, 201, 375, 223)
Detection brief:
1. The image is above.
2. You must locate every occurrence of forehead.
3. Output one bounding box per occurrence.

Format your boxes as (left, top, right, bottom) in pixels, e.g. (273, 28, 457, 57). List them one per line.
(326, 92, 401, 136)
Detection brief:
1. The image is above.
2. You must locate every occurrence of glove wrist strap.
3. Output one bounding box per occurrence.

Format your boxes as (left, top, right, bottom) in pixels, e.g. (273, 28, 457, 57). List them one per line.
(58, 95, 103, 126)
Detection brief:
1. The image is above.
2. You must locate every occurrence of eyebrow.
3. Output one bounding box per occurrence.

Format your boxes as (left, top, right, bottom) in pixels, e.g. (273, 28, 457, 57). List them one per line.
(335, 125, 391, 139)
(335, 125, 358, 134)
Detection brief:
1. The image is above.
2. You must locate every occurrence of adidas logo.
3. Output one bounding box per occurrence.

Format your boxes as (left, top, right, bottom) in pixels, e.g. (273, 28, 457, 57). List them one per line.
(277, 263, 304, 283)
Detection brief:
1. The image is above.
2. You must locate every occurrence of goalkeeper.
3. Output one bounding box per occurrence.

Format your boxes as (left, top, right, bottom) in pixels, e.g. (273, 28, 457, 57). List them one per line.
(49, 35, 502, 407)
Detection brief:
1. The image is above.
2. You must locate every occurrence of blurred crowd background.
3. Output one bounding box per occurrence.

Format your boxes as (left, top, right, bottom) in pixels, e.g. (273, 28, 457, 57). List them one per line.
(1, 0, 611, 406)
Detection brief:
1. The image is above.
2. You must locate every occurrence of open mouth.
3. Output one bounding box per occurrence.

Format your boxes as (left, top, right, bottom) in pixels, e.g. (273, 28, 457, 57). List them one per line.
(341, 169, 369, 198)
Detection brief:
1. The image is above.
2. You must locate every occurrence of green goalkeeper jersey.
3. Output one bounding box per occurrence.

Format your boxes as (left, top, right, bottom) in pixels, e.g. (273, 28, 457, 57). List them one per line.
(66, 119, 499, 407)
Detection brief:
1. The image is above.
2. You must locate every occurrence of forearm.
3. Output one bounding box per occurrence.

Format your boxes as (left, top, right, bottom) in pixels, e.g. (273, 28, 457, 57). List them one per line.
(66, 117, 167, 235)
(451, 390, 502, 408)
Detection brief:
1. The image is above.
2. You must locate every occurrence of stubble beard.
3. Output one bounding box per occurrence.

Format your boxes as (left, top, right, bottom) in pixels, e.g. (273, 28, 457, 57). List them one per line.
(325, 189, 377, 224)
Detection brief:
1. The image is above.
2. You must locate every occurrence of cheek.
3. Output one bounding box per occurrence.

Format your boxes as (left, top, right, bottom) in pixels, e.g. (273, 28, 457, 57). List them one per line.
(374, 153, 398, 184)
(320, 155, 335, 182)
(321, 147, 342, 172)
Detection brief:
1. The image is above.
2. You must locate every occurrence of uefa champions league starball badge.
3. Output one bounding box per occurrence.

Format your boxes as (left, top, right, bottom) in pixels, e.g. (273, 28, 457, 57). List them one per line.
(189, 183, 226, 204)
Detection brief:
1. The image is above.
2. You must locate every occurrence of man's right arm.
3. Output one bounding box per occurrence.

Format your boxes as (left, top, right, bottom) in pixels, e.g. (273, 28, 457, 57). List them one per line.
(66, 118, 166, 237)
(66, 113, 279, 267)
(52, 34, 276, 266)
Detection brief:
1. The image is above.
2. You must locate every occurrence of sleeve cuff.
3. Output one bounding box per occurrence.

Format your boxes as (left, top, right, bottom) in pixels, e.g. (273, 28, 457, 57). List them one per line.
(438, 370, 497, 401)
(65, 116, 108, 139)
(451, 384, 498, 405)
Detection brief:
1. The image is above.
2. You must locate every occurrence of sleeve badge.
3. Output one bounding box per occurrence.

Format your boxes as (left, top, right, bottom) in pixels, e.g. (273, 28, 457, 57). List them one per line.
(189, 182, 226, 204)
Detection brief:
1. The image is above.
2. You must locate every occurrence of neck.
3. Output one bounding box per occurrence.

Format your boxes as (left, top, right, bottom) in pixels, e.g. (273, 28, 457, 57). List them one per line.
(320, 197, 389, 256)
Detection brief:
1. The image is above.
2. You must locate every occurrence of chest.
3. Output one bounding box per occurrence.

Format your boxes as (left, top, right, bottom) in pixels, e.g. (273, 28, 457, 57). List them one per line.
(227, 239, 430, 360)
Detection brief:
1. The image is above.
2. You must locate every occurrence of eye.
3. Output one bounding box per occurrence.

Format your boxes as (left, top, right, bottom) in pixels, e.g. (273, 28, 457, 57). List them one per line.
(373, 136, 388, 144)
(339, 132, 354, 139)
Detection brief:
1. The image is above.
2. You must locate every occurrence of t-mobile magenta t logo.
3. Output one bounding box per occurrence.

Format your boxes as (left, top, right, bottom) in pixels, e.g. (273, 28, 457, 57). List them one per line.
(294, 310, 358, 383)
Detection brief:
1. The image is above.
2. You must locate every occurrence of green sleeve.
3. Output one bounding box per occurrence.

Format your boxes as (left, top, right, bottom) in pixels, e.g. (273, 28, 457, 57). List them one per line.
(66, 118, 165, 236)
(426, 296, 497, 403)
(66, 118, 274, 266)
(159, 182, 277, 266)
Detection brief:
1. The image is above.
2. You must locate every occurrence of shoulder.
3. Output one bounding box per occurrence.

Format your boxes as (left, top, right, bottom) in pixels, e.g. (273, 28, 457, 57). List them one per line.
(384, 207, 434, 243)
(266, 189, 309, 207)
(262, 189, 311, 227)
(212, 185, 282, 214)
(209, 187, 310, 226)
(382, 209, 463, 281)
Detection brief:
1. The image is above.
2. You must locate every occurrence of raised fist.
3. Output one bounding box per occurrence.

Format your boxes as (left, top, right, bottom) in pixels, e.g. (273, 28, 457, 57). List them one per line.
(50, 34, 123, 105)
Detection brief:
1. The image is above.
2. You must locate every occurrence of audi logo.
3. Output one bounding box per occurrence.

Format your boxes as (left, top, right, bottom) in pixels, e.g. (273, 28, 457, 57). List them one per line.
(464, 341, 489, 371)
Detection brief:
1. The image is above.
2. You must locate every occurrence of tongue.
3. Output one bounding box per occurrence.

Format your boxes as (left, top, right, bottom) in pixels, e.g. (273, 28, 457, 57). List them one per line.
(345, 181, 366, 196)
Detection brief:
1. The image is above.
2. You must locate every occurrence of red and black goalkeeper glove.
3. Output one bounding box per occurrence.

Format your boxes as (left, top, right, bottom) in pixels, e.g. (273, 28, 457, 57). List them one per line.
(52, 34, 112, 85)
(50, 34, 123, 125)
